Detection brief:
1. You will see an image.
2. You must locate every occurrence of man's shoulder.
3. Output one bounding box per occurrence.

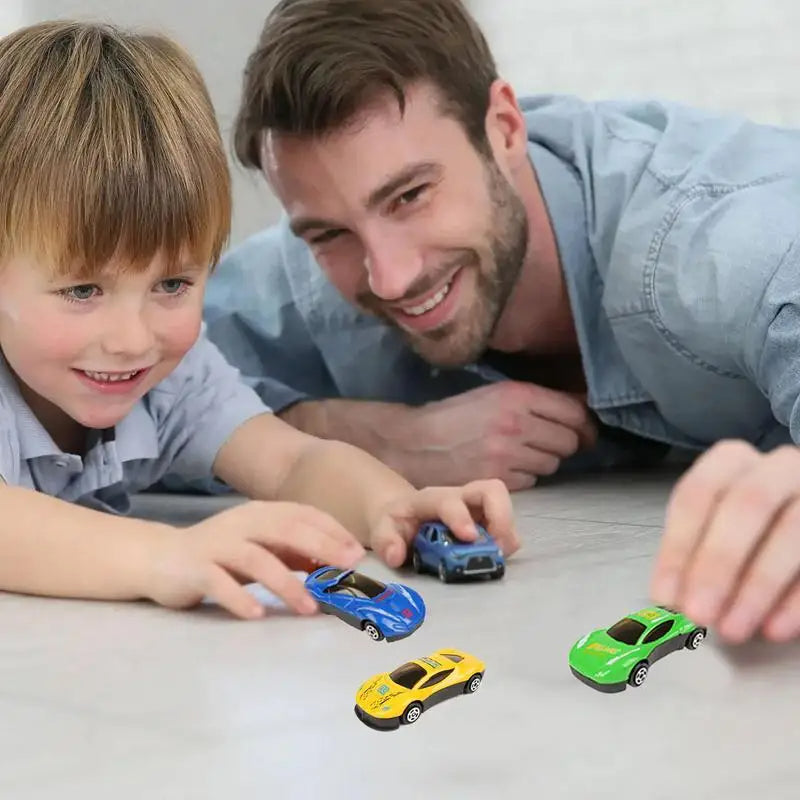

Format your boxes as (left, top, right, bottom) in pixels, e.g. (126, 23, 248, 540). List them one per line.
(209, 218, 329, 309)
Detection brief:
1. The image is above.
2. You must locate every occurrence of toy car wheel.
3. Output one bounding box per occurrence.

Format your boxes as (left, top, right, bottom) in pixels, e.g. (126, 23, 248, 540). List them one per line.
(491, 565, 505, 579)
(464, 672, 483, 694)
(438, 561, 451, 583)
(402, 702, 423, 725)
(362, 621, 384, 642)
(628, 661, 649, 687)
(412, 549, 423, 574)
(686, 628, 707, 650)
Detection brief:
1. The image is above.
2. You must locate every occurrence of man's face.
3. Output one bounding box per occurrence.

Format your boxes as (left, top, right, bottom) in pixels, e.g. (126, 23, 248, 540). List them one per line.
(263, 83, 529, 367)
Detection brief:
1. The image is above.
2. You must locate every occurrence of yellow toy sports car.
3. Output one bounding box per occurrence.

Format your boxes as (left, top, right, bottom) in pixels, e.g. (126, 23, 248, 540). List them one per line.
(354, 648, 485, 731)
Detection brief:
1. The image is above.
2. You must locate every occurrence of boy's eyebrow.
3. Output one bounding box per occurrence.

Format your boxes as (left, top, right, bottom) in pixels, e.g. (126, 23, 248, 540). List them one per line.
(289, 161, 441, 239)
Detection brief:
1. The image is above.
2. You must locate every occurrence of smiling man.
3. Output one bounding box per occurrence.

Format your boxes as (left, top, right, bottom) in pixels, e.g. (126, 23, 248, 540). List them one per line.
(203, 0, 800, 644)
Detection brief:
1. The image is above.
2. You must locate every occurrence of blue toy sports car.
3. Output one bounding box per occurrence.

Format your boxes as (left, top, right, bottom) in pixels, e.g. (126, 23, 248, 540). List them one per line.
(304, 567, 426, 642)
(411, 522, 505, 582)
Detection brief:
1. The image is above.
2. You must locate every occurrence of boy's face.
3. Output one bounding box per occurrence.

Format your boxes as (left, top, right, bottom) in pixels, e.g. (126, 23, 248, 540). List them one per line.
(263, 81, 530, 368)
(0, 252, 208, 432)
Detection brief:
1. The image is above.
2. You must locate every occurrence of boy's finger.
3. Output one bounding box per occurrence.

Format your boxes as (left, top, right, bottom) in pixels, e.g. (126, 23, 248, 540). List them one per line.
(223, 545, 317, 615)
(370, 519, 408, 568)
(248, 518, 364, 570)
(205, 565, 266, 620)
(461, 479, 519, 555)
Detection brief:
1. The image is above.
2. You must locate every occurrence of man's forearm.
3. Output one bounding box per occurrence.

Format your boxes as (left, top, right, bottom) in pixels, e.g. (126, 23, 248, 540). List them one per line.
(0, 484, 169, 600)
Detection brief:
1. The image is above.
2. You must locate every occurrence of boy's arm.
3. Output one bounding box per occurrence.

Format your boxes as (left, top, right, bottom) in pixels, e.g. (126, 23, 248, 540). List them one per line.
(0, 482, 167, 599)
(212, 412, 413, 547)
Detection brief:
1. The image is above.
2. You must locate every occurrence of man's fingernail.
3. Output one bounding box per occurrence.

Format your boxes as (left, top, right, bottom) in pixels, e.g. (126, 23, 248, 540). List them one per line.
(719, 606, 757, 641)
(685, 588, 722, 623)
(767, 612, 795, 641)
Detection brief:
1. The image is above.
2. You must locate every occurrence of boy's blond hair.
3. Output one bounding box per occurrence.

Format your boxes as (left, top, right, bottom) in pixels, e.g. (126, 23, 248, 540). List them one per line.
(0, 21, 230, 278)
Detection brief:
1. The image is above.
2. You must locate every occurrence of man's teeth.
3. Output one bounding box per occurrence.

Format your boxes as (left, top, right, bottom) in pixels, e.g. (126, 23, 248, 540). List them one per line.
(83, 370, 140, 383)
(404, 280, 452, 317)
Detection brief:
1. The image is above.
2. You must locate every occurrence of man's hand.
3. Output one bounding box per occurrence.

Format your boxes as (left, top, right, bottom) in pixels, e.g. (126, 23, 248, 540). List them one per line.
(145, 501, 365, 619)
(650, 441, 800, 644)
(396, 382, 597, 490)
(367, 478, 520, 568)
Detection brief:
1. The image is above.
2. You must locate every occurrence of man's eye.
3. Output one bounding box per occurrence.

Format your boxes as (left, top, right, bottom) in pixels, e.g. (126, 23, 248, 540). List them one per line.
(396, 185, 427, 207)
(310, 229, 344, 245)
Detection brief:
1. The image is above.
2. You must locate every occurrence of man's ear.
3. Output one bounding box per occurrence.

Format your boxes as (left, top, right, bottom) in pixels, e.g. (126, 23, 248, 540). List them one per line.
(484, 80, 528, 169)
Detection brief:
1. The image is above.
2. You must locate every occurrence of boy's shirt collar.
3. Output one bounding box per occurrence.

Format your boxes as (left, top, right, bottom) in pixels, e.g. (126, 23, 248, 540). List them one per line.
(0, 352, 159, 464)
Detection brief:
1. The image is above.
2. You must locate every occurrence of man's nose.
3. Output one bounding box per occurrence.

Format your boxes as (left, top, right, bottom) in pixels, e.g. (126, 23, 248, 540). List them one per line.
(100, 307, 155, 358)
(362, 234, 425, 301)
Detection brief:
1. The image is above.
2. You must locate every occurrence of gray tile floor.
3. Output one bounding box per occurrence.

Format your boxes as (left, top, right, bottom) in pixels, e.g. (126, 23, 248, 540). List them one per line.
(2, 467, 798, 799)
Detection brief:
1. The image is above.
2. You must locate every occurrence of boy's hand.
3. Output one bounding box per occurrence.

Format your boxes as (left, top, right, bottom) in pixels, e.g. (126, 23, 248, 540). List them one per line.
(368, 479, 520, 568)
(651, 441, 800, 643)
(145, 501, 364, 619)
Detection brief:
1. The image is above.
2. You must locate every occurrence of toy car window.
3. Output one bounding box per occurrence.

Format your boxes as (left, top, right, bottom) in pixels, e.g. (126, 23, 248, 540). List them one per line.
(442, 653, 464, 663)
(389, 663, 427, 689)
(419, 668, 454, 689)
(338, 571, 386, 599)
(641, 620, 674, 644)
(315, 568, 342, 581)
(607, 618, 646, 645)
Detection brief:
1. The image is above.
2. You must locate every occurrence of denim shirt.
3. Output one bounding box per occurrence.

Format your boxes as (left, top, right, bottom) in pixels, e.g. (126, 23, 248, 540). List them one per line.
(205, 94, 800, 464)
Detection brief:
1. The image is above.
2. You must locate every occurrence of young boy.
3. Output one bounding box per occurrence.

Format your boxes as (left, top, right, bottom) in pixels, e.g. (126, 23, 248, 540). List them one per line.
(0, 21, 519, 620)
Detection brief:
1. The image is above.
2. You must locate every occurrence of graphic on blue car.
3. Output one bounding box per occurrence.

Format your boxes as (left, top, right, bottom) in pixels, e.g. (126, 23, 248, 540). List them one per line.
(304, 567, 426, 642)
(411, 522, 505, 582)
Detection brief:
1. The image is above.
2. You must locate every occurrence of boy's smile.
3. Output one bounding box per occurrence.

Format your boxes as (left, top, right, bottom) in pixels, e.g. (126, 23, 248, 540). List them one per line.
(0, 252, 208, 449)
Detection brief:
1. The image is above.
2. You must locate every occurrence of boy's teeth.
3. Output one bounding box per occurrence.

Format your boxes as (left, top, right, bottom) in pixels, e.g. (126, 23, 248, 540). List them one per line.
(83, 370, 140, 383)
(405, 279, 452, 317)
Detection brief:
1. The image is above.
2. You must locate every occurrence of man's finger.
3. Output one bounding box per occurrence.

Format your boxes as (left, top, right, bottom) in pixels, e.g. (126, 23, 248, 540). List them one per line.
(650, 440, 760, 606)
(762, 578, 800, 642)
(680, 447, 800, 629)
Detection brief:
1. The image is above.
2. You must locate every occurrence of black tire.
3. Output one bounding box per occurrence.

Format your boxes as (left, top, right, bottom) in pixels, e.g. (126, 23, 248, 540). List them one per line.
(491, 565, 505, 580)
(628, 661, 649, 688)
(362, 621, 384, 642)
(438, 561, 452, 583)
(402, 702, 423, 725)
(685, 628, 707, 650)
(412, 549, 423, 574)
(464, 673, 483, 694)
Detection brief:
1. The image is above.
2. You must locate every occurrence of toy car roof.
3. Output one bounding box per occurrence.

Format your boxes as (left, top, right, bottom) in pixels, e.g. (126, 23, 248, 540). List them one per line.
(625, 606, 680, 626)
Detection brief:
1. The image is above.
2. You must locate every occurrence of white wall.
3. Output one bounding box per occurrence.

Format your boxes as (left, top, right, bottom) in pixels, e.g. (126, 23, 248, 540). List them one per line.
(470, 0, 800, 127)
(10, 1, 800, 246)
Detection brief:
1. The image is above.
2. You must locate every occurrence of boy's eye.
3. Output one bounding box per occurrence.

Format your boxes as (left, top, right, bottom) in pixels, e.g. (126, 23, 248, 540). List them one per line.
(159, 278, 188, 294)
(59, 284, 98, 302)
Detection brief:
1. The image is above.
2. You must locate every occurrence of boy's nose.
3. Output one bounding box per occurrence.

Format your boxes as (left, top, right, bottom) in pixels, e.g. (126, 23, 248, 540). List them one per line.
(101, 311, 156, 358)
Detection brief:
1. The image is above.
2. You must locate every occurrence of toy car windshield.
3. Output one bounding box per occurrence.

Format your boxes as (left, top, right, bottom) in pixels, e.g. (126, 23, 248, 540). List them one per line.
(606, 618, 646, 645)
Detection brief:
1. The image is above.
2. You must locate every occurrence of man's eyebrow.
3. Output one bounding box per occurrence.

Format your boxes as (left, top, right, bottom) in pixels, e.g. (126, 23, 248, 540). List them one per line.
(364, 161, 441, 209)
(288, 161, 441, 239)
(289, 215, 342, 239)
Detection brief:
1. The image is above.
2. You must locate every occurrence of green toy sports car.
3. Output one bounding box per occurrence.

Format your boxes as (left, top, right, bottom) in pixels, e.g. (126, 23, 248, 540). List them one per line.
(569, 606, 706, 693)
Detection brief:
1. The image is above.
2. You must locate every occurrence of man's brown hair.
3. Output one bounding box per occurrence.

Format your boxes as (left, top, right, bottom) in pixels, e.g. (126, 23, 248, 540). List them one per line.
(0, 20, 231, 278)
(234, 0, 498, 169)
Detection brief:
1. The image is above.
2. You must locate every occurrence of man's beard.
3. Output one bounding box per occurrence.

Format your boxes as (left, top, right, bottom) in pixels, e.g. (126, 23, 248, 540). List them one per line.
(359, 158, 529, 367)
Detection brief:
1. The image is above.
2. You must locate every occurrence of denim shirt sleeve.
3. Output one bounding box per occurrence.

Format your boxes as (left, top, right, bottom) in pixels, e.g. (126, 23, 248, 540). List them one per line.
(746, 227, 800, 443)
(204, 226, 338, 412)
